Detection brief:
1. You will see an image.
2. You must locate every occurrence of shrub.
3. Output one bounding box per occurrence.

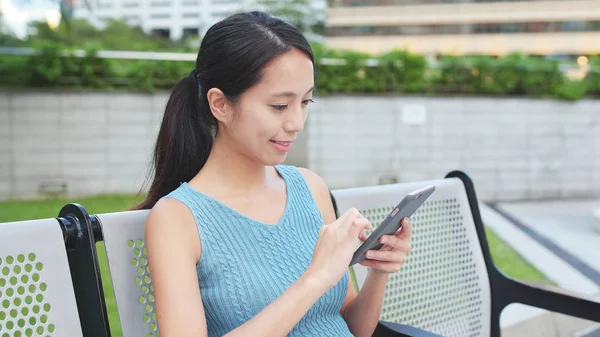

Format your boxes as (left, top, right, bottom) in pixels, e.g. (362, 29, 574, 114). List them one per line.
(0, 42, 595, 101)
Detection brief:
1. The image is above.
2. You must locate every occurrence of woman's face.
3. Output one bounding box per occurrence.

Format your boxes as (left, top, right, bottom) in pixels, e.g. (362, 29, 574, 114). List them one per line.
(217, 47, 315, 166)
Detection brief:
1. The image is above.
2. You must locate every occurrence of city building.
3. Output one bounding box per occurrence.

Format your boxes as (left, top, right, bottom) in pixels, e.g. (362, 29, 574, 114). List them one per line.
(73, 0, 326, 40)
(324, 0, 600, 57)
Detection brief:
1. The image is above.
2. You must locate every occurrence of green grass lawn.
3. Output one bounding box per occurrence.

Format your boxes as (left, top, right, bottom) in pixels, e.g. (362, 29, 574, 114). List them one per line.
(1, 194, 554, 336)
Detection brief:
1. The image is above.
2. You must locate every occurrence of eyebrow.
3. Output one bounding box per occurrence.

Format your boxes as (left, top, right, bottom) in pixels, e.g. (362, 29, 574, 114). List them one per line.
(271, 87, 314, 98)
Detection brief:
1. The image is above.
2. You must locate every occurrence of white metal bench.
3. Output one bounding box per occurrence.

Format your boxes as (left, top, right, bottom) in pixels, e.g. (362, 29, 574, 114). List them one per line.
(0, 203, 114, 337)
(0, 215, 83, 337)
(79, 171, 600, 336)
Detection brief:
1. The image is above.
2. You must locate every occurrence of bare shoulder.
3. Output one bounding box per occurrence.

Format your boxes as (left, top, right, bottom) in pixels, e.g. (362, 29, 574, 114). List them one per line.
(296, 167, 337, 223)
(297, 167, 329, 197)
(145, 197, 201, 262)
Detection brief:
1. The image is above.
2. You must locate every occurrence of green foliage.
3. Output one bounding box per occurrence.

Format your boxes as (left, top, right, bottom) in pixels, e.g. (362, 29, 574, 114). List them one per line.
(379, 50, 428, 94)
(585, 57, 600, 96)
(1, 39, 597, 100)
(554, 79, 588, 101)
(432, 52, 593, 100)
(519, 56, 562, 98)
(315, 49, 388, 94)
(9, 18, 193, 52)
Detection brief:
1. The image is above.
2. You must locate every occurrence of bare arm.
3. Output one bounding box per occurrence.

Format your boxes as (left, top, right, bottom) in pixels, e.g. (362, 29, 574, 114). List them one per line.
(299, 167, 386, 337)
(146, 195, 366, 337)
(145, 198, 208, 337)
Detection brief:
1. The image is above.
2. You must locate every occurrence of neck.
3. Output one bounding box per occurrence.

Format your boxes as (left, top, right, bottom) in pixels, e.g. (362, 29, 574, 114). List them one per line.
(194, 134, 269, 194)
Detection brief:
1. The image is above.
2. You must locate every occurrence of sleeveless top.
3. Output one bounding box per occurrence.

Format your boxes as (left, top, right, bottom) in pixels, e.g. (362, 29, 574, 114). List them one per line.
(162, 165, 354, 337)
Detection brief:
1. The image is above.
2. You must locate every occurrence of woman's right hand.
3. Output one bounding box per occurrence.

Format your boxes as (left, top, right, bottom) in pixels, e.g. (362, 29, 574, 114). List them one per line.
(305, 208, 372, 288)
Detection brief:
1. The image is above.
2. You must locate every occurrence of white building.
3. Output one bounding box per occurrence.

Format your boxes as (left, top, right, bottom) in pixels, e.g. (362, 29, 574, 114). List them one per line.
(73, 0, 326, 41)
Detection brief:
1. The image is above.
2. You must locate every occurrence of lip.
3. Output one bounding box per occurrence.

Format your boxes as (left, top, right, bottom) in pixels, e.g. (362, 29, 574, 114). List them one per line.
(270, 140, 293, 152)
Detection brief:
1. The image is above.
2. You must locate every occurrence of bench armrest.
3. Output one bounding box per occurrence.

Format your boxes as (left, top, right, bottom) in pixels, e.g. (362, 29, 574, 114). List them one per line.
(505, 278, 600, 322)
(373, 321, 444, 337)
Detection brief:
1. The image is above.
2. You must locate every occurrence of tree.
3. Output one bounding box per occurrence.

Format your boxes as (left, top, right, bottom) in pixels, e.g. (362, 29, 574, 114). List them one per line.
(254, 0, 326, 40)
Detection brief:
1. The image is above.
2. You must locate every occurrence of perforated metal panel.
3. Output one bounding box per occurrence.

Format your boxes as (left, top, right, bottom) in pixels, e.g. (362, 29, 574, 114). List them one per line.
(0, 219, 84, 337)
(332, 178, 491, 337)
(97, 211, 158, 337)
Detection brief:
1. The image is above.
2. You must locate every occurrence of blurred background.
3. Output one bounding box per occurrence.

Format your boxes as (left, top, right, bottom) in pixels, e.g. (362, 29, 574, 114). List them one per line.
(1, 0, 599, 336)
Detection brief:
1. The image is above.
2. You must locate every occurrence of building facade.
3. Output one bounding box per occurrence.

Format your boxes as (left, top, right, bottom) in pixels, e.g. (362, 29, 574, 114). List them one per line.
(324, 0, 600, 57)
(73, 0, 326, 40)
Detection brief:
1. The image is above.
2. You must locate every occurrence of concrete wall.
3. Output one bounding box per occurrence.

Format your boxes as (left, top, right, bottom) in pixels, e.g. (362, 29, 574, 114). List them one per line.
(1, 91, 599, 202)
(0, 92, 166, 200)
(307, 95, 600, 201)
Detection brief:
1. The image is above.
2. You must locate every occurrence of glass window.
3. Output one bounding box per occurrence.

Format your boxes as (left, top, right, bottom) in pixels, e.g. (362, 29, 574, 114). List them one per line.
(326, 21, 600, 36)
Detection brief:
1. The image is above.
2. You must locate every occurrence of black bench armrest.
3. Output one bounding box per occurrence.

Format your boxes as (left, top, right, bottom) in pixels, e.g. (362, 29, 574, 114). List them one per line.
(373, 321, 443, 337)
(504, 278, 600, 322)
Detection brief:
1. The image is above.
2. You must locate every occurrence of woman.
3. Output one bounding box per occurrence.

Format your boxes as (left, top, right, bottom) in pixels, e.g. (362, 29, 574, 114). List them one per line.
(136, 11, 413, 337)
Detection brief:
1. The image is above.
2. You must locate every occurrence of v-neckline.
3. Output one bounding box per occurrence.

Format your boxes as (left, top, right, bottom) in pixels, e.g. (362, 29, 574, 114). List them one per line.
(181, 165, 291, 229)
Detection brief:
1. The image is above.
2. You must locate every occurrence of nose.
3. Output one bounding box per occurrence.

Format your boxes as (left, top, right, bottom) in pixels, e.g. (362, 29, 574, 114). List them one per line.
(284, 106, 306, 133)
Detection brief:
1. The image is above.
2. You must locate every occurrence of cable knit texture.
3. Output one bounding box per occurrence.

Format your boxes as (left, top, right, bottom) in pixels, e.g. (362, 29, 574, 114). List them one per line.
(162, 165, 353, 337)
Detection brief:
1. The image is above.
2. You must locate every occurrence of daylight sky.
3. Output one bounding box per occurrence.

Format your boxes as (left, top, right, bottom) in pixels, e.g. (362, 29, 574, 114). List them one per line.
(3, 0, 61, 38)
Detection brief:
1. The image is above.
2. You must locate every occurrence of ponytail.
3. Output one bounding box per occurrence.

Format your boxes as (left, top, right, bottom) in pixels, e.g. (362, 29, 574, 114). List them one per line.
(134, 70, 216, 210)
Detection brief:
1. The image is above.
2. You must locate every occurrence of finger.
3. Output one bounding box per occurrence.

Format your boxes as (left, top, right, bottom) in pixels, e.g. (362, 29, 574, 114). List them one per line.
(339, 207, 361, 223)
(365, 250, 408, 263)
(349, 217, 371, 237)
(397, 217, 412, 239)
(359, 229, 368, 242)
(331, 208, 359, 228)
(359, 260, 401, 273)
(379, 235, 412, 252)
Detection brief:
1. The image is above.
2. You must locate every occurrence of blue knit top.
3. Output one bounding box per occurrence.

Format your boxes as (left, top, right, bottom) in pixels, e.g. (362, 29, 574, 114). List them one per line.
(163, 165, 353, 337)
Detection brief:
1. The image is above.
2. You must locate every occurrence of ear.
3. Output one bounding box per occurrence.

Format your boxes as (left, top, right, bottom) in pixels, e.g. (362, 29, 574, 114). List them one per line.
(207, 88, 233, 125)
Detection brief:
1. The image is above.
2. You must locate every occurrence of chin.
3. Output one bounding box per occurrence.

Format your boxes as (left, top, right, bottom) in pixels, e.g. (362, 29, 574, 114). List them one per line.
(263, 154, 288, 166)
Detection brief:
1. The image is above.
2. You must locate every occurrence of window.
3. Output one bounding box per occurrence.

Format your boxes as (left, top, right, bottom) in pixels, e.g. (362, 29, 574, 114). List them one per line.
(183, 27, 200, 38)
(329, 0, 567, 7)
(182, 12, 199, 18)
(213, 0, 242, 4)
(150, 1, 170, 6)
(326, 21, 600, 37)
(151, 13, 171, 19)
(152, 29, 171, 38)
(123, 15, 141, 22)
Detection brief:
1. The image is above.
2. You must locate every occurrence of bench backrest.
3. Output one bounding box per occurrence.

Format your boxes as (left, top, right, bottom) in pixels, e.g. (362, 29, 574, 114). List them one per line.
(331, 175, 491, 337)
(97, 174, 491, 337)
(0, 218, 84, 337)
(96, 210, 155, 337)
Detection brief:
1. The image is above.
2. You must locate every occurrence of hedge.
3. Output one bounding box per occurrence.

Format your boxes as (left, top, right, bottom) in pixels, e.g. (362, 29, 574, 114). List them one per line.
(1, 41, 598, 101)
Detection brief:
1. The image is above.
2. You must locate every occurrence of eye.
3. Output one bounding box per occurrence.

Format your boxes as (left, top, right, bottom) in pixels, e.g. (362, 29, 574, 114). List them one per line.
(302, 99, 314, 106)
(271, 105, 288, 111)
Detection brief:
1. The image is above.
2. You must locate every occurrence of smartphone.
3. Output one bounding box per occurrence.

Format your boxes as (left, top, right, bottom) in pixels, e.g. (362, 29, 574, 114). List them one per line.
(349, 184, 435, 266)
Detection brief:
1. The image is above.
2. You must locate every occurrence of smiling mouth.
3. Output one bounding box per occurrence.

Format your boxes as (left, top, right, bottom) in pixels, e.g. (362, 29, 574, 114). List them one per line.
(270, 140, 293, 145)
(270, 140, 294, 152)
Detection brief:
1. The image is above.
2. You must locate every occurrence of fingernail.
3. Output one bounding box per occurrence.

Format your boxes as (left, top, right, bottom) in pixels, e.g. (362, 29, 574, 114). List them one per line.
(366, 251, 372, 258)
(380, 237, 386, 244)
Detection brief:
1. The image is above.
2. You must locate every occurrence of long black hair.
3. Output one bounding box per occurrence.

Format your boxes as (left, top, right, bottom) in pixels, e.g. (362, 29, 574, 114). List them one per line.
(135, 11, 314, 210)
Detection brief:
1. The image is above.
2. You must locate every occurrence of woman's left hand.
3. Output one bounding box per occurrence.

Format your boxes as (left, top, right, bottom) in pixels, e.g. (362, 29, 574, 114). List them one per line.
(358, 217, 412, 274)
